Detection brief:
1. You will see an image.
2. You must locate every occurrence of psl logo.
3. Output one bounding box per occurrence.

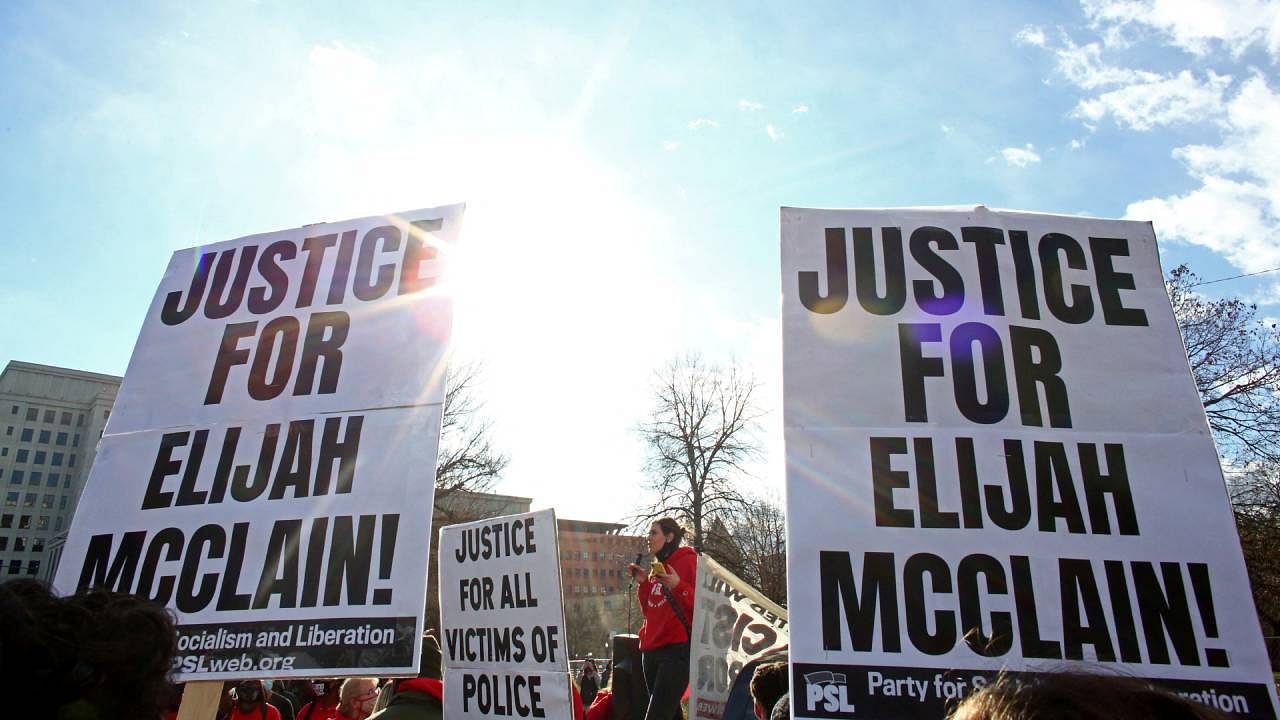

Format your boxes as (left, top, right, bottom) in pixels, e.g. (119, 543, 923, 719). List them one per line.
(804, 671, 856, 715)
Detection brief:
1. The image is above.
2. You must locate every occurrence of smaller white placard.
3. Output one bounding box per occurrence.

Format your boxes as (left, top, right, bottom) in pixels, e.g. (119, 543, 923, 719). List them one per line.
(439, 509, 568, 673)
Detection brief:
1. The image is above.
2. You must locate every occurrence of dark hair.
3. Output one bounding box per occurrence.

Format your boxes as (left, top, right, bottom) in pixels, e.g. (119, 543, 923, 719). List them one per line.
(948, 671, 1233, 720)
(0, 579, 177, 719)
(769, 692, 790, 720)
(749, 662, 789, 716)
(653, 517, 685, 544)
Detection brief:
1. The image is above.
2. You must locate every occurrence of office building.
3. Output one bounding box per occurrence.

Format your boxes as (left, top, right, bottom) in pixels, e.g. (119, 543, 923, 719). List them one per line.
(0, 361, 119, 582)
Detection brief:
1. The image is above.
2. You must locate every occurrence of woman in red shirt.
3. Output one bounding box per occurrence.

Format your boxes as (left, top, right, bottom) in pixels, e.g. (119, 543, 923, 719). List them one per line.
(627, 517, 697, 720)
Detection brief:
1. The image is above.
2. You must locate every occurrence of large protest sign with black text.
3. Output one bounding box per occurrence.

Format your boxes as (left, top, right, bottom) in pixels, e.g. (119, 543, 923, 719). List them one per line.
(439, 508, 573, 718)
(689, 554, 789, 720)
(781, 206, 1279, 719)
(53, 204, 464, 681)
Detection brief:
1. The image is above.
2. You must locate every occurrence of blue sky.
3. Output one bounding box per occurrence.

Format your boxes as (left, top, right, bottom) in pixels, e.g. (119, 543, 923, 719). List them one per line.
(3, 0, 1278, 522)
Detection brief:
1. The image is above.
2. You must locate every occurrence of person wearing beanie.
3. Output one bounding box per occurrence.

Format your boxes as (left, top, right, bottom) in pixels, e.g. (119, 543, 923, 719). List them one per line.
(367, 633, 443, 720)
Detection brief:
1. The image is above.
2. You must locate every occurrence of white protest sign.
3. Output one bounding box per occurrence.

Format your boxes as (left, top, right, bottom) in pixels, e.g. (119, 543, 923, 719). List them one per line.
(781, 207, 1280, 719)
(689, 555, 789, 720)
(54, 204, 464, 681)
(439, 508, 572, 718)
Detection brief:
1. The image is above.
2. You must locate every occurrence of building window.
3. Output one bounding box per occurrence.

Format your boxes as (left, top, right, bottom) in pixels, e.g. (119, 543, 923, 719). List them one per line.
(77, 413, 84, 427)
(29, 472, 41, 486)
(51, 453, 62, 467)
(37, 517, 49, 530)
(7, 561, 19, 575)
(22, 495, 35, 509)
(47, 474, 58, 487)
(55, 517, 62, 531)
(38, 430, 50, 444)
(9, 405, 16, 415)
(4, 493, 15, 508)
(60, 411, 72, 426)
(15, 449, 28, 463)
(55, 432, 67, 446)
(62, 477, 70, 489)
(14, 537, 25, 551)
(25, 408, 36, 421)
(18, 515, 30, 529)
(1, 448, 7, 456)
(20, 428, 32, 442)
(26, 561, 39, 576)
(33, 451, 46, 465)
(4, 426, 11, 435)
(0, 537, 6, 551)
(73, 434, 80, 446)
(43, 410, 54, 423)
(41, 495, 53, 509)
(59, 496, 67, 510)
(0, 514, 11, 528)
(103, 410, 110, 420)
(32, 537, 44, 552)
(69, 455, 76, 468)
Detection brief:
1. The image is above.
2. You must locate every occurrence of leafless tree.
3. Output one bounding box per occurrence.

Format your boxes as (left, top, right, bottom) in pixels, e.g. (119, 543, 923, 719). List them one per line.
(727, 496, 788, 607)
(636, 355, 763, 552)
(435, 362, 509, 502)
(1230, 465, 1280, 648)
(1169, 265, 1280, 659)
(1168, 265, 1280, 464)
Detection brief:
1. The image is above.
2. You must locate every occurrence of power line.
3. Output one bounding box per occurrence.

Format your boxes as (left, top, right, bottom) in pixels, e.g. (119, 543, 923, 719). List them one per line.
(1189, 266, 1280, 287)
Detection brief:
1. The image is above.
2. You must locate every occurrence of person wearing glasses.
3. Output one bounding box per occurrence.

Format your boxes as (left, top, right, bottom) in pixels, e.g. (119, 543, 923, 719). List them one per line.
(337, 678, 380, 720)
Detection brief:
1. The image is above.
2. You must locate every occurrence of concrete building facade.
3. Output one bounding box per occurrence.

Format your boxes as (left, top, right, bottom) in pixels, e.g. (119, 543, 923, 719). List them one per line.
(0, 361, 119, 582)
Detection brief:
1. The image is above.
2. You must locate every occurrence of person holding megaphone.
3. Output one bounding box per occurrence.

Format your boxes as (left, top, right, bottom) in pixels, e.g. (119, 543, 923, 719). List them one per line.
(627, 517, 697, 720)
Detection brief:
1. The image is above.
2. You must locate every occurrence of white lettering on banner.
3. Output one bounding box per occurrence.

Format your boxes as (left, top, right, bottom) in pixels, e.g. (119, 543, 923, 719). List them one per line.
(53, 204, 464, 682)
(781, 206, 1280, 719)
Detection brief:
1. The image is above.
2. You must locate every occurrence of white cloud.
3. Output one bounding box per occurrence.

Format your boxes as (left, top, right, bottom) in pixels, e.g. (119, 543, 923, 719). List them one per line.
(663, 140, 681, 151)
(1001, 144, 1042, 167)
(688, 117, 719, 130)
(792, 104, 809, 114)
(738, 99, 763, 111)
(1053, 38, 1159, 89)
(1015, 25, 1049, 47)
(766, 124, 784, 141)
(940, 123, 954, 135)
(1072, 69, 1232, 130)
(1069, 138, 1086, 149)
(1125, 75, 1280, 274)
(1082, 0, 1280, 59)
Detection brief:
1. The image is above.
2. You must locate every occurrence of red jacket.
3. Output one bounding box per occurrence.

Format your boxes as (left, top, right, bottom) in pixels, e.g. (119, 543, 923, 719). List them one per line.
(637, 545, 697, 651)
(585, 690, 613, 720)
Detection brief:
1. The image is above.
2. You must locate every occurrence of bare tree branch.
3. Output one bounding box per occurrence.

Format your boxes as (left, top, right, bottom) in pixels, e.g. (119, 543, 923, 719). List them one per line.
(435, 362, 509, 498)
(634, 354, 763, 551)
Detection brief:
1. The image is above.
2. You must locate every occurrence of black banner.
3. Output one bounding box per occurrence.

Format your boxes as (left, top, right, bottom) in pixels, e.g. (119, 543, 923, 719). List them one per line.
(173, 615, 416, 675)
(792, 663, 1277, 719)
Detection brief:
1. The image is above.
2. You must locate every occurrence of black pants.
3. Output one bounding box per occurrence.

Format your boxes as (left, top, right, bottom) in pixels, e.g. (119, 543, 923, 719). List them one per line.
(642, 641, 689, 720)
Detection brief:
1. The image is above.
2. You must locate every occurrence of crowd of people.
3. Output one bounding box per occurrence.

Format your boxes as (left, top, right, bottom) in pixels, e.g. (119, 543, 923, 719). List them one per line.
(0, 518, 1261, 720)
